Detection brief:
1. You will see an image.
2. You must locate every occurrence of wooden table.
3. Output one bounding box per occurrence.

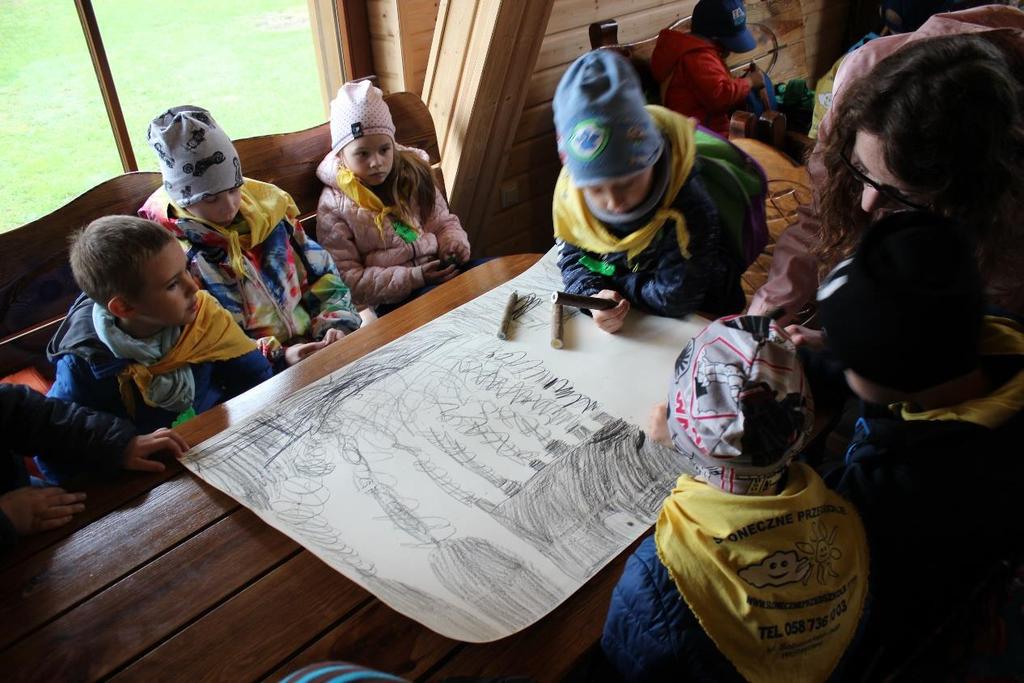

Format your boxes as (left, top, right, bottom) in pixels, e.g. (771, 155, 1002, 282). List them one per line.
(3, 255, 627, 683)
(0, 141, 811, 683)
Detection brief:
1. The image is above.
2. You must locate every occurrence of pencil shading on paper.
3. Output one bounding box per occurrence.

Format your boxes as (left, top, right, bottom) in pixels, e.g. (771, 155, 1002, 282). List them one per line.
(183, 248, 703, 642)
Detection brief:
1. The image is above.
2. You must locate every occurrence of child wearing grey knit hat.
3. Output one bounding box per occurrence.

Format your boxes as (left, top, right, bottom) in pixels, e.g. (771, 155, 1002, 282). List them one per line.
(139, 105, 361, 369)
(147, 105, 243, 209)
(551, 50, 744, 335)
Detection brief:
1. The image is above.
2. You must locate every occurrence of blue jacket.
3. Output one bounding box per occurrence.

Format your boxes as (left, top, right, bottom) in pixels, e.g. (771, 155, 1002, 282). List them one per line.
(604, 525, 865, 682)
(601, 535, 746, 683)
(557, 161, 745, 319)
(1, 383, 136, 548)
(42, 295, 273, 480)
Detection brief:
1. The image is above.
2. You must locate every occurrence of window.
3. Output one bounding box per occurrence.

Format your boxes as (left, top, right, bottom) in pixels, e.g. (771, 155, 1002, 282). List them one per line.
(0, 0, 361, 233)
(0, 2, 123, 231)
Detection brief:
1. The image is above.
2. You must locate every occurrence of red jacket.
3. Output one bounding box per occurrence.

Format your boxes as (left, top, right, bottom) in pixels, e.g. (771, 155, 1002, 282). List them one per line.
(651, 29, 751, 137)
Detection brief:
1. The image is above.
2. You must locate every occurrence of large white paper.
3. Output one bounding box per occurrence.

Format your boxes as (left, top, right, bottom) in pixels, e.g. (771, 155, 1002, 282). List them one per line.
(183, 248, 707, 641)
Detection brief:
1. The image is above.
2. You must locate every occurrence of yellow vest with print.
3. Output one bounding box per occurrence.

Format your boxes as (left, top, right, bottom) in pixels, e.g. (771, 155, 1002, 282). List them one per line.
(656, 463, 869, 683)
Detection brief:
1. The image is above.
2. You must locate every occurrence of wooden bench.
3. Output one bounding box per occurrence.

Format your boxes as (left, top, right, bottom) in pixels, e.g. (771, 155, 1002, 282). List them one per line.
(588, 15, 815, 163)
(0, 91, 440, 384)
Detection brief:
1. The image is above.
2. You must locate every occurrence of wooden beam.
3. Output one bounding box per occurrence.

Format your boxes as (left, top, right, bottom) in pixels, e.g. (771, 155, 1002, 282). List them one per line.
(423, 0, 555, 253)
(367, 0, 440, 95)
(337, 0, 375, 80)
(74, 0, 136, 172)
(309, 0, 348, 117)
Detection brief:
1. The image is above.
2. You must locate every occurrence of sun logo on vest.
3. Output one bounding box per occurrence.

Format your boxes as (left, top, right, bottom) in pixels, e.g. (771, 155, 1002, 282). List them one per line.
(567, 119, 609, 162)
(796, 520, 843, 585)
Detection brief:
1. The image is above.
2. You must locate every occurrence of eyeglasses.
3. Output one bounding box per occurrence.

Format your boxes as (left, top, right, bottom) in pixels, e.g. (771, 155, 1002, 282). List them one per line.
(839, 151, 933, 211)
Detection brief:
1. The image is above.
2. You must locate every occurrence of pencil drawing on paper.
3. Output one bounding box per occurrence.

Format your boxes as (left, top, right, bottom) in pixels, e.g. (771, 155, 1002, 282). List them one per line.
(183, 250, 693, 642)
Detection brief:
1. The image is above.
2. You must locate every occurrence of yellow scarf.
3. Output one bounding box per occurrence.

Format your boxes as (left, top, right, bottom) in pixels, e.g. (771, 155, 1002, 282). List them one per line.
(552, 105, 696, 263)
(117, 290, 257, 415)
(175, 179, 299, 278)
(898, 316, 1024, 429)
(656, 464, 869, 683)
(335, 166, 414, 242)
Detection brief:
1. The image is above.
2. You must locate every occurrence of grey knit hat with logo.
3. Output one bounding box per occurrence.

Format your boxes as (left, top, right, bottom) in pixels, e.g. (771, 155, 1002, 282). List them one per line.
(147, 105, 243, 207)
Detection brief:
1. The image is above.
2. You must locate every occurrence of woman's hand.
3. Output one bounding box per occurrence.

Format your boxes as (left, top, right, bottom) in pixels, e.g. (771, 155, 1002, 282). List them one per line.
(784, 324, 827, 351)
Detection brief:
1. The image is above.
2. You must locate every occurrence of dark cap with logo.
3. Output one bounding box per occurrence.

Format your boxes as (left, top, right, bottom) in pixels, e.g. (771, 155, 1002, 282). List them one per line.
(692, 0, 757, 53)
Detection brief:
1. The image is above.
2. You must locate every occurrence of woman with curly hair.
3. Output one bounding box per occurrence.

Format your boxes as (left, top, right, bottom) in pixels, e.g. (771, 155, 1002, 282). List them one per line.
(749, 6, 1024, 328)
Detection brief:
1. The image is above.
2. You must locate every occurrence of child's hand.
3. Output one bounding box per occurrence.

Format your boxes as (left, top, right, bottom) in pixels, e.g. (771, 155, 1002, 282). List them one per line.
(784, 324, 826, 351)
(647, 402, 672, 448)
(285, 340, 326, 366)
(421, 260, 458, 285)
(321, 327, 347, 345)
(0, 487, 87, 535)
(746, 64, 765, 92)
(592, 290, 629, 334)
(124, 428, 189, 472)
(283, 327, 348, 366)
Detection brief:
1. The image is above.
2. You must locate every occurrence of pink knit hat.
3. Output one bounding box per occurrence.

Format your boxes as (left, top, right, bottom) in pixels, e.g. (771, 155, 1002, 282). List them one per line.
(329, 81, 396, 151)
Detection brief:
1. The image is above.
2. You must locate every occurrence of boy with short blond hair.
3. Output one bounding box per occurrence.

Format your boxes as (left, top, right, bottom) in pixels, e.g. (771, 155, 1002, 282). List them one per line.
(42, 216, 272, 481)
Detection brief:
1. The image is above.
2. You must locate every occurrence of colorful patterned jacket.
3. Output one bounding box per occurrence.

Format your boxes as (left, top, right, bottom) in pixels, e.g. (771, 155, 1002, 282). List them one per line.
(140, 179, 361, 365)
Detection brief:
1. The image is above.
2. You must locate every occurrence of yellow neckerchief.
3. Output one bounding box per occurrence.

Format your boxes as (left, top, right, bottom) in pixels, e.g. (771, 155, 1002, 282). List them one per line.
(117, 290, 257, 415)
(897, 316, 1024, 429)
(656, 463, 869, 683)
(334, 166, 414, 242)
(552, 105, 696, 264)
(174, 179, 299, 278)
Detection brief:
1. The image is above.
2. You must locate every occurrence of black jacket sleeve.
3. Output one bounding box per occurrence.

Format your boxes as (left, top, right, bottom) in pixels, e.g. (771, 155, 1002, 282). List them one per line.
(1, 384, 136, 479)
(557, 239, 614, 298)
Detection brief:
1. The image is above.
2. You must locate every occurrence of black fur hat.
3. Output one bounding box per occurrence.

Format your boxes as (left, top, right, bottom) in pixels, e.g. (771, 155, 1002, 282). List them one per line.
(817, 210, 984, 393)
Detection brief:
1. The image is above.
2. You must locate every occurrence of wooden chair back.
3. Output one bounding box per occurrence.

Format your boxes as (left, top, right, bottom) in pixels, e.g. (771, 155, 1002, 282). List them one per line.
(0, 91, 440, 379)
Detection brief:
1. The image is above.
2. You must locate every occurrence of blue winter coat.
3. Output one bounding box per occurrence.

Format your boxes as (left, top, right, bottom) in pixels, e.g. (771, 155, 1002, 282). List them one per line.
(42, 295, 273, 481)
(813, 319, 1024, 674)
(557, 160, 745, 319)
(601, 535, 746, 683)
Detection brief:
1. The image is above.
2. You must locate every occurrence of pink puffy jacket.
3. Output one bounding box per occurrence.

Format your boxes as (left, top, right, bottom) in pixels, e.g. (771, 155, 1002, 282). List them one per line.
(315, 146, 471, 307)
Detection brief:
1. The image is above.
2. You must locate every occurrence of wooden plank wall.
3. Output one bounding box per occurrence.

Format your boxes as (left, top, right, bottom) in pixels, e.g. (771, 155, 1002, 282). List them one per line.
(475, 0, 850, 256)
(422, 0, 556, 251)
(367, 0, 440, 95)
